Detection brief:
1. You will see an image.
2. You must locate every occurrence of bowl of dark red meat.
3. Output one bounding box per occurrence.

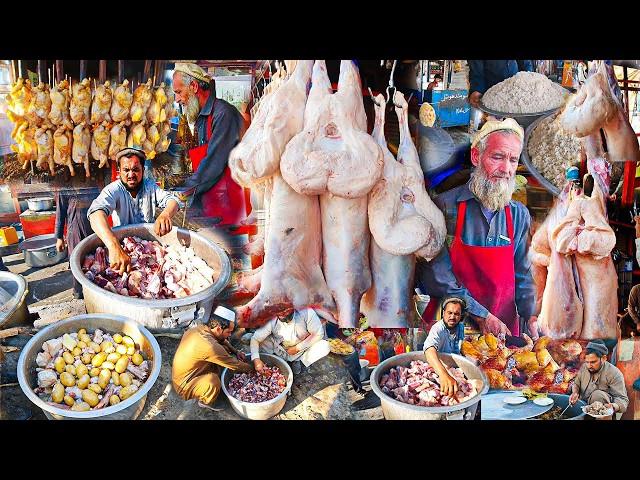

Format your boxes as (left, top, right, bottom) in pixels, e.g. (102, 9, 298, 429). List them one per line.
(221, 354, 293, 420)
(371, 352, 489, 420)
(70, 224, 231, 329)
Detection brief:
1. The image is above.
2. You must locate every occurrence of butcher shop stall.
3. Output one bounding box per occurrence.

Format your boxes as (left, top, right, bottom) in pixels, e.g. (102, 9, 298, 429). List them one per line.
(462, 60, 640, 420)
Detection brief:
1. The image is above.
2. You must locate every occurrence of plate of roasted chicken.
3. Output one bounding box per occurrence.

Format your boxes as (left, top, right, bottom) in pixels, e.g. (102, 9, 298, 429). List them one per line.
(582, 401, 614, 418)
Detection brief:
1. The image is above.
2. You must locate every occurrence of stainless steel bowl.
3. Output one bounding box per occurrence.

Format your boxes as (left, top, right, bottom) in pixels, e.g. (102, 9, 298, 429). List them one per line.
(26, 197, 54, 212)
(221, 353, 293, 420)
(370, 352, 489, 420)
(17, 314, 161, 420)
(70, 223, 232, 329)
(19, 234, 68, 268)
(0, 271, 29, 329)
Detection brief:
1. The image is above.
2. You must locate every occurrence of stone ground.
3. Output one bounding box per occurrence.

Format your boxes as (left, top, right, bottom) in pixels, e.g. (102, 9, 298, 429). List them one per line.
(0, 251, 383, 421)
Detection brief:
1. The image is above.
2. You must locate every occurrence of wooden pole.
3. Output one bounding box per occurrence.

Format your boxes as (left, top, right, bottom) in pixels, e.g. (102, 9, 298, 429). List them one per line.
(37, 60, 46, 84)
(143, 60, 152, 83)
(79, 60, 87, 80)
(55, 61, 64, 84)
(10, 60, 16, 84)
(99, 60, 107, 83)
(118, 60, 124, 84)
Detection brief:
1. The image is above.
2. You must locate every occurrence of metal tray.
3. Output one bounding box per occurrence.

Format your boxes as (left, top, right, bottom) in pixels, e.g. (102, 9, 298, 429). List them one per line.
(521, 112, 562, 196)
(478, 101, 561, 130)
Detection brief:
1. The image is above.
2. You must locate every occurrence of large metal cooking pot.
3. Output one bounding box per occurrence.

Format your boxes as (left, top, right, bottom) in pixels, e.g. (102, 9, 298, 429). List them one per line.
(221, 353, 293, 420)
(530, 393, 586, 420)
(26, 197, 54, 212)
(0, 271, 29, 328)
(370, 352, 489, 420)
(17, 314, 161, 420)
(19, 234, 68, 268)
(70, 223, 232, 329)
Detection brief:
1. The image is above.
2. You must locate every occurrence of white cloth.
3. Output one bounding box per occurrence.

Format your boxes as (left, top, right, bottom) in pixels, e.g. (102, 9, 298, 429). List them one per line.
(250, 309, 328, 366)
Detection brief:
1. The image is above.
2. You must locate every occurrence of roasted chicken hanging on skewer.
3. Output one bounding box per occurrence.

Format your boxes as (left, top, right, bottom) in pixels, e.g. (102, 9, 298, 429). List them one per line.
(91, 121, 111, 168)
(90, 80, 113, 124)
(157, 120, 171, 153)
(127, 122, 146, 148)
(130, 79, 152, 122)
(72, 122, 91, 177)
(27, 82, 52, 127)
(12, 124, 37, 169)
(53, 126, 74, 176)
(35, 126, 55, 174)
(147, 82, 168, 125)
(144, 123, 160, 159)
(49, 79, 73, 130)
(6, 77, 33, 117)
(70, 78, 92, 125)
(111, 80, 133, 123)
(108, 121, 127, 160)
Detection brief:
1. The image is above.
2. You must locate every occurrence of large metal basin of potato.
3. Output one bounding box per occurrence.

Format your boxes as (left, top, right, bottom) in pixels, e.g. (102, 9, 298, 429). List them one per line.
(17, 314, 161, 420)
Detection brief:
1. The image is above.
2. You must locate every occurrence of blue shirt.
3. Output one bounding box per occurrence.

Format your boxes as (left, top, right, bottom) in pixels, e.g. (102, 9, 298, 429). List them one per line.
(423, 320, 465, 354)
(416, 181, 536, 322)
(468, 60, 534, 95)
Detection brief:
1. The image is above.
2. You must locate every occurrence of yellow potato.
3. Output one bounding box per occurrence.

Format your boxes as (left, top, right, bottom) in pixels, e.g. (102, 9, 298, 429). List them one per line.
(79, 333, 92, 344)
(87, 383, 102, 394)
(109, 395, 121, 406)
(54, 356, 66, 374)
(78, 328, 87, 336)
(64, 395, 75, 406)
(65, 365, 76, 376)
(82, 389, 99, 407)
(72, 347, 82, 357)
(63, 351, 75, 365)
(76, 364, 88, 378)
(101, 361, 116, 371)
(81, 353, 93, 365)
(126, 346, 135, 356)
(113, 334, 123, 344)
(90, 368, 100, 377)
(71, 401, 91, 411)
(100, 341, 115, 354)
(119, 372, 132, 388)
(60, 372, 76, 387)
(107, 352, 121, 364)
(111, 371, 120, 386)
(119, 384, 138, 400)
(115, 356, 129, 374)
(116, 344, 128, 356)
(77, 374, 90, 390)
(89, 342, 101, 353)
(77, 341, 87, 349)
(52, 382, 64, 403)
(91, 352, 107, 367)
(131, 353, 144, 366)
(122, 336, 135, 347)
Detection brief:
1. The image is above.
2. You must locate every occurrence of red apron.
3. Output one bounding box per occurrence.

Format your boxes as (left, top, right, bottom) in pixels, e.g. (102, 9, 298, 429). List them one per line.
(188, 108, 247, 224)
(449, 200, 519, 336)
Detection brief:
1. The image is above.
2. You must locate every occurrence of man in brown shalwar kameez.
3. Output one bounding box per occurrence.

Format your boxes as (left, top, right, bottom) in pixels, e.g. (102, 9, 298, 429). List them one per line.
(569, 340, 629, 418)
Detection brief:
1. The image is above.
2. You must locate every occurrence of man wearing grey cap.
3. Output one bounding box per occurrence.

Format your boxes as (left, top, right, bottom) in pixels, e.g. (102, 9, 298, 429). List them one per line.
(423, 296, 467, 396)
(87, 147, 182, 274)
(569, 340, 628, 417)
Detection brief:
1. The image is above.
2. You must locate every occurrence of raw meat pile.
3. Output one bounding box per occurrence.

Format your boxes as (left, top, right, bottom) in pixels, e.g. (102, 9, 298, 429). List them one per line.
(82, 236, 215, 299)
(482, 71, 568, 114)
(379, 360, 481, 407)
(229, 60, 445, 329)
(228, 366, 287, 403)
(462, 333, 586, 393)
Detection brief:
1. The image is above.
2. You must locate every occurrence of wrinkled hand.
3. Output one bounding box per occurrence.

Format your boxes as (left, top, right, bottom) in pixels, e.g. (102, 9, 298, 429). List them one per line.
(605, 402, 618, 413)
(527, 316, 539, 341)
(439, 371, 459, 397)
(154, 213, 173, 237)
(237, 351, 247, 362)
(55, 238, 65, 252)
(109, 244, 131, 275)
(286, 346, 299, 356)
(634, 215, 640, 238)
(569, 392, 579, 405)
(480, 313, 512, 337)
(469, 91, 482, 108)
(253, 358, 265, 373)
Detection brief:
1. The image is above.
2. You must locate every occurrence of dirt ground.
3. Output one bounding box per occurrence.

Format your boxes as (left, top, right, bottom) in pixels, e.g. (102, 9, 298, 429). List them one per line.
(0, 251, 383, 421)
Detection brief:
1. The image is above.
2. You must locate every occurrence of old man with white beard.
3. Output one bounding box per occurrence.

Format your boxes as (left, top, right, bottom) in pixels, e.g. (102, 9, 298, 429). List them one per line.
(416, 118, 538, 339)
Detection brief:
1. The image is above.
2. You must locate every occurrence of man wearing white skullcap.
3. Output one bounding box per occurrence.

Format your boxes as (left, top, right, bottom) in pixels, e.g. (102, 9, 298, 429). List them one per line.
(172, 62, 246, 223)
(417, 118, 538, 340)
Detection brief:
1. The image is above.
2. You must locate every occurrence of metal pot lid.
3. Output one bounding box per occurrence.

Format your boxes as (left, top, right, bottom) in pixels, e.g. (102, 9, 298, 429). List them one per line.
(0, 271, 27, 321)
(19, 234, 58, 252)
(418, 126, 455, 172)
